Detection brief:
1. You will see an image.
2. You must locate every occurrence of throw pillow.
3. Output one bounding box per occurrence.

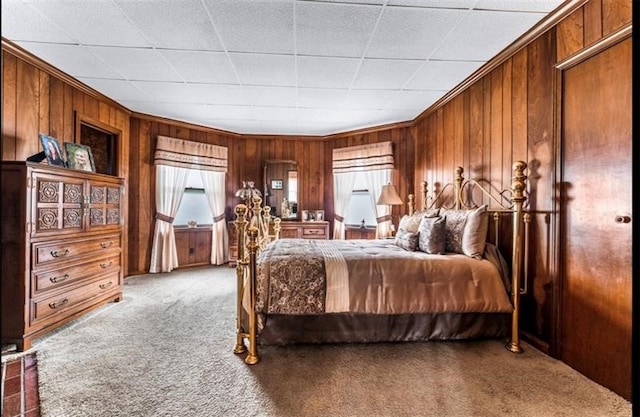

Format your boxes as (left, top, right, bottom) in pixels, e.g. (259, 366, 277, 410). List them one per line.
(440, 205, 489, 258)
(394, 229, 418, 251)
(417, 215, 446, 254)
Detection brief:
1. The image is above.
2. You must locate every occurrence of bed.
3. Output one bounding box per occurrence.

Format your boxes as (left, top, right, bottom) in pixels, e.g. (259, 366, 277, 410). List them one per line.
(233, 161, 529, 364)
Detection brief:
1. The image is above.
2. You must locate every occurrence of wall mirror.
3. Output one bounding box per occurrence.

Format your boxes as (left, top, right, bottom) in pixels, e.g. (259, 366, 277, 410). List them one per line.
(263, 160, 298, 220)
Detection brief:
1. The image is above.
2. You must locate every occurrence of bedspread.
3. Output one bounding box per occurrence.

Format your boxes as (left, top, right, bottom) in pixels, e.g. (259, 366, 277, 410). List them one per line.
(254, 239, 513, 316)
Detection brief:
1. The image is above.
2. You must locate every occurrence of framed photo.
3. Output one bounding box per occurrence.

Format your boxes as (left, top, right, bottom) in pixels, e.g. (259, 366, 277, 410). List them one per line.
(64, 142, 96, 172)
(39, 133, 66, 167)
(301, 210, 309, 221)
(271, 179, 283, 190)
(315, 210, 325, 221)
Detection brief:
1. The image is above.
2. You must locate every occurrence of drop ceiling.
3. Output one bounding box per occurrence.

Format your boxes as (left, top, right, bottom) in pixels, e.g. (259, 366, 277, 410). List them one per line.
(1, 0, 564, 136)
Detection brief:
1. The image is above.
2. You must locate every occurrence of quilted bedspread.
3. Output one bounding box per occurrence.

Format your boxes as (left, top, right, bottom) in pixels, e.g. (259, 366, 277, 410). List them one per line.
(253, 239, 513, 316)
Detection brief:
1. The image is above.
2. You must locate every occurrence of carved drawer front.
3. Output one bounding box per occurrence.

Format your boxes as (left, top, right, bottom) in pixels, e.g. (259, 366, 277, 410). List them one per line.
(280, 227, 300, 238)
(32, 275, 119, 325)
(33, 234, 121, 268)
(33, 254, 121, 294)
(302, 226, 327, 238)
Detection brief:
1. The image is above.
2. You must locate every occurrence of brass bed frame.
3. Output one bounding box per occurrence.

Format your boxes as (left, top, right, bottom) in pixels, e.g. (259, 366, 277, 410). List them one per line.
(233, 161, 529, 364)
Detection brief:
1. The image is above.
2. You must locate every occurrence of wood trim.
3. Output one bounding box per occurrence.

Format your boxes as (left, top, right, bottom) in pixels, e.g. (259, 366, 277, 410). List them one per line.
(130, 111, 242, 138)
(414, 0, 589, 122)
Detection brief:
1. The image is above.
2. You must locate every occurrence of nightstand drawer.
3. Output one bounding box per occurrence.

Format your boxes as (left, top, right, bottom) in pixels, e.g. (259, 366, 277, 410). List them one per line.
(302, 226, 327, 237)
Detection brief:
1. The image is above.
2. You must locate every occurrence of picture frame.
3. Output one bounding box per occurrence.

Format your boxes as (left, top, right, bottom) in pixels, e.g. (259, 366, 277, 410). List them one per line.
(39, 133, 66, 167)
(315, 210, 325, 221)
(271, 179, 283, 190)
(64, 142, 96, 172)
(301, 210, 309, 222)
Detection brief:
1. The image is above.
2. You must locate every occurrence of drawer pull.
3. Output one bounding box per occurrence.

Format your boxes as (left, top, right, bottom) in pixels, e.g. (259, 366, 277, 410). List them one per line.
(100, 261, 113, 269)
(100, 241, 114, 248)
(51, 249, 70, 258)
(99, 281, 113, 290)
(50, 274, 70, 284)
(49, 299, 69, 309)
(309, 230, 318, 234)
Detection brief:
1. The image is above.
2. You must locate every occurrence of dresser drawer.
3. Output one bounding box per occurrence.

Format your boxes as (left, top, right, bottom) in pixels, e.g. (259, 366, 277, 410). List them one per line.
(302, 226, 326, 238)
(32, 275, 119, 325)
(33, 254, 121, 295)
(32, 234, 121, 268)
(280, 228, 299, 239)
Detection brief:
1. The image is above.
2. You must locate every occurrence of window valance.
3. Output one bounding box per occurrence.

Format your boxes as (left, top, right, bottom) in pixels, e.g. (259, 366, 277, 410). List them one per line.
(332, 141, 394, 173)
(154, 135, 227, 172)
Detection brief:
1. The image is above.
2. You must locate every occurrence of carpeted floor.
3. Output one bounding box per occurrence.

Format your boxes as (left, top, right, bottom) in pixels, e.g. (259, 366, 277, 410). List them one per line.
(31, 266, 631, 417)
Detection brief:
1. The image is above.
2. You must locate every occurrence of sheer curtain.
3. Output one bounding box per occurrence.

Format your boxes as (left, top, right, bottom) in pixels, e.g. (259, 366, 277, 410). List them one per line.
(332, 141, 396, 240)
(363, 169, 392, 238)
(150, 135, 228, 272)
(200, 170, 228, 265)
(332, 172, 357, 240)
(149, 165, 190, 273)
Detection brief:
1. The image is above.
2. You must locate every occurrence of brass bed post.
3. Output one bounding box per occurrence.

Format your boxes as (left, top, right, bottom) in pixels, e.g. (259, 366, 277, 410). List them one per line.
(245, 227, 260, 364)
(421, 180, 428, 210)
(453, 166, 463, 209)
(233, 204, 248, 354)
(506, 161, 527, 353)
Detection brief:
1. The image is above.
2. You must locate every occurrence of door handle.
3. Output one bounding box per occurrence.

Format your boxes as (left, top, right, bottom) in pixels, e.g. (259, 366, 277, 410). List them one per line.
(615, 215, 631, 224)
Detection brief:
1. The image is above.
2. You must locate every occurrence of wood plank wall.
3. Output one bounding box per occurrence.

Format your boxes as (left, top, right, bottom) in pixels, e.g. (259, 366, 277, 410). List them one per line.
(1, 0, 631, 350)
(1, 44, 131, 278)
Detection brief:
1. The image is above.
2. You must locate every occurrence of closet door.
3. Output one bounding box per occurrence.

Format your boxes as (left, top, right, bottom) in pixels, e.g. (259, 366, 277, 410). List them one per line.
(559, 36, 631, 400)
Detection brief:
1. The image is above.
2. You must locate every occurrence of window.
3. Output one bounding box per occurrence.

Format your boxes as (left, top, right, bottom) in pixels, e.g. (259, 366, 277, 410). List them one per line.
(344, 173, 376, 227)
(173, 170, 213, 226)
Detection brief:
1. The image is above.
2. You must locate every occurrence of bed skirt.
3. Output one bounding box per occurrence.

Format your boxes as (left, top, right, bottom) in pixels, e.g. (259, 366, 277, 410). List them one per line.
(257, 312, 510, 346)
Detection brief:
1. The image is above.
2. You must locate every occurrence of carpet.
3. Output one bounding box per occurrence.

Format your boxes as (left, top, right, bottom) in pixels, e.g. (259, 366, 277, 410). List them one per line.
(32, 266, 631, 417)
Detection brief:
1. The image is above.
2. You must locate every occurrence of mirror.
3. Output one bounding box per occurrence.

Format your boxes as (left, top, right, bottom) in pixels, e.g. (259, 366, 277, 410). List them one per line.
(263, 160, 298, 220)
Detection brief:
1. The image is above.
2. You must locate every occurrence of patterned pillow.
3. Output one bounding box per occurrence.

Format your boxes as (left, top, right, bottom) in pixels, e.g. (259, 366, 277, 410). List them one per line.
(394, 228, 419, 251)
(417, 216, 446, 254)
(398, 208, 440, 234)
(440, 205, 489, 258)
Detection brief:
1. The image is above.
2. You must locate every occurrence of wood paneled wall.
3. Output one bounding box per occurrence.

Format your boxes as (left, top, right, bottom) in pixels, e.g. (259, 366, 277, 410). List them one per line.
(1, 0, 631, 349)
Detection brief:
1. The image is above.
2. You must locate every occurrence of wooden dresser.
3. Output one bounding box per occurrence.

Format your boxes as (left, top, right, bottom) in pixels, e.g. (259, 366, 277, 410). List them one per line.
(1, 162, 125, 351)
(228, 220, 329, 265)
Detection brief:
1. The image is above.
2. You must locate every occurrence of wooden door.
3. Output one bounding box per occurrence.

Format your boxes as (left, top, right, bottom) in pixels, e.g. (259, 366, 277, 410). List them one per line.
(559, 37, 631, 400)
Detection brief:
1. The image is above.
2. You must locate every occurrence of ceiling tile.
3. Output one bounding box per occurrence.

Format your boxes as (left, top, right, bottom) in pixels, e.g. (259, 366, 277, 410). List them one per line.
(432, 9, 548, 61)
(14, 42, 124, 79)
(253, 107, 297, 122)
(386, 89, 446, 110)
(230, 54, 296, 87)
(1, 1, 76, 43)
(180, 84, 248, 106)
(129, 81, 199, 103)
(297, 88, 348, 109)
(86, 46, 183, 82)
(297, 56, 361, 89)
(159, 50, 239, 84)
(115, 0, 222, 51)
(76, 78, 151, 102)
(296, 2, 381, 57)
(352, 59, 424, 90)
(366, 6, 465, 59)
(343, 90, 398, 110)
(243, 86, 297, 107)
(406, 60, 484, 90)
(25, 0, 149, 47)
(205, 0, 294, 54)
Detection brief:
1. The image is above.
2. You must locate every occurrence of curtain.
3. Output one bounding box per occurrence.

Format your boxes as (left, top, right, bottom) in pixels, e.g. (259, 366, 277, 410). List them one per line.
(200, 170, 228, 265)
(332, 141, 395, 239)
(149, 165, 190, 273)
(363, 169, 392, 238)
(150, 136, 228, 272)
(332, 172, 357, 240)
